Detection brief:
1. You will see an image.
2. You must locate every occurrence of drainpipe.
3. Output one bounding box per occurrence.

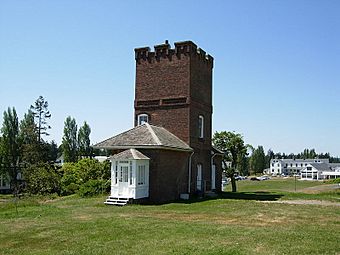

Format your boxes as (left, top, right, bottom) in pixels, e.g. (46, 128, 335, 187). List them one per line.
(211, 152, 217, 191)
(211, 152, 217, 170)
(188, 151, 194, 194)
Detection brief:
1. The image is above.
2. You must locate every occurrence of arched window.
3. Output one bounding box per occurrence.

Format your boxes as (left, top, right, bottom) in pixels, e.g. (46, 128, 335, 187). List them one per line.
(198, 115, 204, 138)
(138, 114, 148, 125)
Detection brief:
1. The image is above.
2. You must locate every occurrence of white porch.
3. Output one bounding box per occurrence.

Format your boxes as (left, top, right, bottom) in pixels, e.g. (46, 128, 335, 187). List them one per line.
(105, 149, 150, 205)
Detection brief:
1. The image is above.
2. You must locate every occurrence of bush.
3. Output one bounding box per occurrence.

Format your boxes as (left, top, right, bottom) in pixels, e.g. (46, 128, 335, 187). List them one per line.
(324, 178, 340, 184)
(24, 163, 61, 195)
(78, 179, 110, 197)
(60, 158, 111, 196)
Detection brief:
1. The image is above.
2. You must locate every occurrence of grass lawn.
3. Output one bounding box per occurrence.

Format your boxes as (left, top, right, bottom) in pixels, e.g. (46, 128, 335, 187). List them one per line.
(0, 180, 339, 255)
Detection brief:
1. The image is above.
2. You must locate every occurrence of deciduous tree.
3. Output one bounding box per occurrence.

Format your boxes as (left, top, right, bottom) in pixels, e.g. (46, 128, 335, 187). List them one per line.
(62, 116, 78, 162)
(78, 121, 91, 158)
(0, 107, 22, 194)
(213, 131, 247, 192)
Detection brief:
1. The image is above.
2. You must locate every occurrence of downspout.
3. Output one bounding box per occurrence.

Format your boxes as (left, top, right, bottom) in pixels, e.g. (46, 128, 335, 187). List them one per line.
(188, 151, 194, 194)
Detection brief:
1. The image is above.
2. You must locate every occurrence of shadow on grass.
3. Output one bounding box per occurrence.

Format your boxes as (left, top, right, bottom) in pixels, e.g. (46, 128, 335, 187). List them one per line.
(170, 191, 284, 205)
(219, 191, 283, 201)
(139, 191, 284, 205)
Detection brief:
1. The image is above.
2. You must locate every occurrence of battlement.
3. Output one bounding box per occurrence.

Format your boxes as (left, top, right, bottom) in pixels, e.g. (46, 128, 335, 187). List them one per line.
(135, 40, 213, 67)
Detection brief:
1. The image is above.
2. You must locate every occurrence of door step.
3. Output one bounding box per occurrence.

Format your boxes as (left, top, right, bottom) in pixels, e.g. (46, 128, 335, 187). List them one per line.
(104, 196, 130, 206)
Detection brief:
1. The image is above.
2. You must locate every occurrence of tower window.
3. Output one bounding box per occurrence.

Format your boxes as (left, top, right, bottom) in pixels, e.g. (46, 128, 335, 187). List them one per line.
(138, 114, 148, 125)
(198, 115, 204, 138)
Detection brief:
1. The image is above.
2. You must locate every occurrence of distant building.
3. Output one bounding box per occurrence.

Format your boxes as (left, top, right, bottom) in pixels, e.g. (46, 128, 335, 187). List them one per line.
(270, 158, 329, 176)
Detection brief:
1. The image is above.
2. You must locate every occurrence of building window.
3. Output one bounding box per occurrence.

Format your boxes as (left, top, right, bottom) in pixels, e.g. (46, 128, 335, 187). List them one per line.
(198, 115, 204, 138)
(130, 162, 133, 185)
(115, 162, 118, 184)
(197, 164, 202, 191)
(138, 114, 148, 125)
(137, 165, 146, 185)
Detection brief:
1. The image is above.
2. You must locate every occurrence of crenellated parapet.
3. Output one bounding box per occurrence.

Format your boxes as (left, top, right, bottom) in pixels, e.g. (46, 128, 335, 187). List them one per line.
(135, 40, 213, 67)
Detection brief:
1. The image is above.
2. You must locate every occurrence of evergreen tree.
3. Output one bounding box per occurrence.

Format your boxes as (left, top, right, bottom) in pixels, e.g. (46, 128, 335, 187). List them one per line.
(62, 116, 78, 162)
(78, 121, 91, 158)
(19, 110, 40, 164)
(30, 96, 51, 142)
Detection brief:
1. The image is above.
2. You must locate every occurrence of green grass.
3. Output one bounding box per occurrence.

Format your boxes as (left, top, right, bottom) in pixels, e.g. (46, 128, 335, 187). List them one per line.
(225, 177, 340, 202)
(0, 180, 339, 255)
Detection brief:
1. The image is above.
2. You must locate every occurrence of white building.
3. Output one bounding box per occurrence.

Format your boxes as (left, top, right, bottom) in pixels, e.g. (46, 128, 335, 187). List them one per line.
(300, 163, 332, 180)
(270, 158, 329, 176)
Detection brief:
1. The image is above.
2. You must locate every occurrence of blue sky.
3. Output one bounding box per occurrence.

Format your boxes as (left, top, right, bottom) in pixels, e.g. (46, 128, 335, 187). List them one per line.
(0, 0, 339, 156)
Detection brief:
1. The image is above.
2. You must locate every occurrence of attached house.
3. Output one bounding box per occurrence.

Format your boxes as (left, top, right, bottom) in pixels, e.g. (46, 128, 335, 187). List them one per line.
(94, 40, 223, 204)
(300, 163, 332, 180)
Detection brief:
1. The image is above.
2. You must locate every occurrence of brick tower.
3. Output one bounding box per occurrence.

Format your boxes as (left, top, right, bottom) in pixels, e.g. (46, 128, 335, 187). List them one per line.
(134, 40, 219, 193)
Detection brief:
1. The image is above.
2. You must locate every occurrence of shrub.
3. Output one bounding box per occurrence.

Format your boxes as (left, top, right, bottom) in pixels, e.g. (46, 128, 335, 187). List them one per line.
(78, 179, 110, 197)
(60, 158, 111, 196)
(24, 163, 61, 195)
(324, 178, 340, 184)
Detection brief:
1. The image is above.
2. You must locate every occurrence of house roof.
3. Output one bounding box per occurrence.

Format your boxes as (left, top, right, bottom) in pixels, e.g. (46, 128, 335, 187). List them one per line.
(212, 146, 224, 155)
(94, 123, 192, 152)
(110, 148, 150, 160)
(310, 163, 332, 171)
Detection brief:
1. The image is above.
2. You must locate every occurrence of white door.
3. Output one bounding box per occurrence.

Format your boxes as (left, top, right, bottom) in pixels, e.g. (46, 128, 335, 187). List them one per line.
(211, 164, 216, 190)
(197, 164, 202, 191)
(118, 163, 129, 196)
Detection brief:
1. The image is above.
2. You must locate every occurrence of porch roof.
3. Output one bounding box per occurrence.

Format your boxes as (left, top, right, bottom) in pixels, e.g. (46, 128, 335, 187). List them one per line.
(94, 123, 192, 152)
(110, 148, 149, 160)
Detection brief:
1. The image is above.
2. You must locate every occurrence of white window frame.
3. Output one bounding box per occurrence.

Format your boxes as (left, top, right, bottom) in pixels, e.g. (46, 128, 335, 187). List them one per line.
(138, 114, 148, 125)
(198, 115, 204, 138)
(137, 165, 146, 186)
(197, 164, 202, 191)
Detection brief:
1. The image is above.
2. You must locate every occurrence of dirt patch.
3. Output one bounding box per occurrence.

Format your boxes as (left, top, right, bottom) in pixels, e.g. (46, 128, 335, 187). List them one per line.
(259, 200, 340, 206)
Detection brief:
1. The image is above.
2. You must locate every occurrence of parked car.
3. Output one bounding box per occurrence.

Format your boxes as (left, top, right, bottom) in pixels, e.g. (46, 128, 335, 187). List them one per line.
(235, 175, 246, 181)
(258, 175, 271, 181)
(250, 177, 260, 181)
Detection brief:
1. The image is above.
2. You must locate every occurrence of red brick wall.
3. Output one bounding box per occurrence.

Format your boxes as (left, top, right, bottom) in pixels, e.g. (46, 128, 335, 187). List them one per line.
(140, 149, 189, 203)
(134, 41, 217, 195)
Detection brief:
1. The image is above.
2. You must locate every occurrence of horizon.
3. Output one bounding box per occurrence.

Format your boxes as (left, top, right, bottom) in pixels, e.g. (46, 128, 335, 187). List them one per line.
(1, 1, 339, 157)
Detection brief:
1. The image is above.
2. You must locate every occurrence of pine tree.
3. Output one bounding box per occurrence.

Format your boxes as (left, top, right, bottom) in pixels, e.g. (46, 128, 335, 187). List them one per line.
(30, 96, 51, 142)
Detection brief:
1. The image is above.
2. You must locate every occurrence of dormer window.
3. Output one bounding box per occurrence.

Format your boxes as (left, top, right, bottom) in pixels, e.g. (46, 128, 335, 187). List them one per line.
(198, 115, 204, 138)
(138, 114, 148, 125)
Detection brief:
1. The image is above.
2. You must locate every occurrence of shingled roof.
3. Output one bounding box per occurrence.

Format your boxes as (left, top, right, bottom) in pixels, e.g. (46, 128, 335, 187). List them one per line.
(110, 148, 150, 160)
(94, 123, 192, 152)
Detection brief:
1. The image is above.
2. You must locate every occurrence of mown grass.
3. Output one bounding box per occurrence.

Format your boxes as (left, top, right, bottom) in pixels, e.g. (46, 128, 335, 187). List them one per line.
(0, 180, 339, 255)
(226, 177, 340, 202)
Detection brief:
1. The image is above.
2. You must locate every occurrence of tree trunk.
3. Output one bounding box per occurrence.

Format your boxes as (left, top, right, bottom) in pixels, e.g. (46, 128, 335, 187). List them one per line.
(231, 176, 237, 192)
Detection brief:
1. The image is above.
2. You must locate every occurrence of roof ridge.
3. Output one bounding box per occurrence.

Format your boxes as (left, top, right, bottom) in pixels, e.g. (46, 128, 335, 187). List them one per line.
(130, 148, 138, 159)
(146, 123, 162, 145)
(94, 125, 145, 146)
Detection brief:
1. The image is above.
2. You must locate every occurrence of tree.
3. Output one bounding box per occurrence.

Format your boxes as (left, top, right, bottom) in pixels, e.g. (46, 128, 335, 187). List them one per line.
(78, 121, 91, 158)
(62, 116, 78, 162)
(0, 107, 22, 194)
(250, 146, 266, 175)
(265, 149, 274, 168)
(213, 131, 247, 192)
(19, 110, 40, 164)
(30, 96, 51, 142)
